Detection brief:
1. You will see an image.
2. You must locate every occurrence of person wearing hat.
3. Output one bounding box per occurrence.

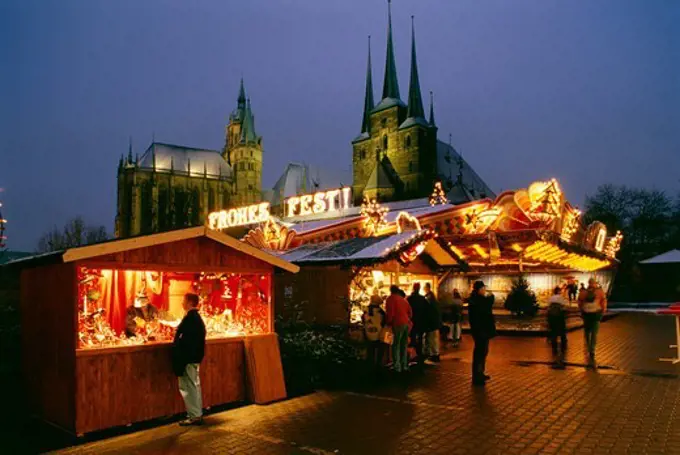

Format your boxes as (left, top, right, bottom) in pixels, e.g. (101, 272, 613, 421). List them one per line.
(467, 280, 497, 385)
(578, 278, 607, 369)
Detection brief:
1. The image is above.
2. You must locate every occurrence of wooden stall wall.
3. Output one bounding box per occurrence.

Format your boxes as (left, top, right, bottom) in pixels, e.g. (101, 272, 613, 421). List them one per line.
(84, 237, 273, 273)
(275, 266, 352, 325)
(75, 338, 245, 434)
(21, 262, 77, 432)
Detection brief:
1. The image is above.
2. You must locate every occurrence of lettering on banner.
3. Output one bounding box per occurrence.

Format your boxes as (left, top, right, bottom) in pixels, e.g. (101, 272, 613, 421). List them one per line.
(285, 187, 352, 218)
(208, 202, 270, 230)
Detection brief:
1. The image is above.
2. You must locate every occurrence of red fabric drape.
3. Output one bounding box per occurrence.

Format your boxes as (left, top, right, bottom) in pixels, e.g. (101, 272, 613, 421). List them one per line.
(95, 270, 170, 334)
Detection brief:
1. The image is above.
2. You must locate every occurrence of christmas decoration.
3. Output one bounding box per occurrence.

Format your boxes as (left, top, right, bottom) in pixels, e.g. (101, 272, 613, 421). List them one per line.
(428, 181, 448, 206)
(528, 179, 562, 222)
(243, 217, 301, 250)
(360, 196, 389, 236)
(560, 208, 581, 243)
(604, 231, 623, 258)
(396, 211, 421, 233)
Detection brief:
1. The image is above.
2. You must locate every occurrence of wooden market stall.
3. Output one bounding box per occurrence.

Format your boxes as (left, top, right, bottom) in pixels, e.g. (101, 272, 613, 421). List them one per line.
(273, 230, 459, 325)
(17, 226, 298, 435)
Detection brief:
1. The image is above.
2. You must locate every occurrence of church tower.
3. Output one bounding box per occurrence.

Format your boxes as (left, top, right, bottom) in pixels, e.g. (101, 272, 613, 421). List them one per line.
(223, 79, 263, 205)
(352, 1, 438, 203)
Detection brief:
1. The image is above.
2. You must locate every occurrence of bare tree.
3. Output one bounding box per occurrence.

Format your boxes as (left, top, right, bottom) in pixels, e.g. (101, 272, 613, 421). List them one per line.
(36, 217, 109, 253)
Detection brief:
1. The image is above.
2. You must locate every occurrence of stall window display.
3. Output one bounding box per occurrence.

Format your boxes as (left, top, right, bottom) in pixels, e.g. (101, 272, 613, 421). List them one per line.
(348, 269, 434, 324)
(77, 266, 271, 349)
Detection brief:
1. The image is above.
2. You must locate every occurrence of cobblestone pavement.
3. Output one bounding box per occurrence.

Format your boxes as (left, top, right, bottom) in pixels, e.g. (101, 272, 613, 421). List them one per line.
(54, 313, 680, 455)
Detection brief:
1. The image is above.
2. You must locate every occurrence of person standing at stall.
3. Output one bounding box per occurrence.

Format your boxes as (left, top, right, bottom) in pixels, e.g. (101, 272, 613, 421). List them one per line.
(172, 293, 206, 426)
(451, 290, 464, 346)
(468, 281, 497, 386)
(407, 283, 428, 366)
(363, 290, 386, 371)
(423, 283, 442, 363)
(385, 285, 412, 373)
(578, 278, 607, 369)
(547, 286, 569, 368)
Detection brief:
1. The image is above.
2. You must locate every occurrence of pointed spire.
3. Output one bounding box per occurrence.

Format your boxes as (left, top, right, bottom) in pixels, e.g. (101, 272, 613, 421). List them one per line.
(360, 36, 375, 134)
(406, 16, 425, 119)
(127, 137, 133, 164)
(239, 98, 257, 143)
(381, 0, 400, 100)
(118, 154, 124, 170)
(429, 91, 436, 126)
(237, 77, 246, 109)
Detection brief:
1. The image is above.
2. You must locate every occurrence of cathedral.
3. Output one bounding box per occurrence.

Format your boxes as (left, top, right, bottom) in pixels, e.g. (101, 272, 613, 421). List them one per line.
(115, 1, 494, 239)
(352, 1, 493, 204)
(114, 79, 263, 238)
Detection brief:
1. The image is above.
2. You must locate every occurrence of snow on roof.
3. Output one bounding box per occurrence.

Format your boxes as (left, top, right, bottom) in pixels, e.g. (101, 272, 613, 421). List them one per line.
(640, 250, 680, 265)
(278, 231, 422, 264)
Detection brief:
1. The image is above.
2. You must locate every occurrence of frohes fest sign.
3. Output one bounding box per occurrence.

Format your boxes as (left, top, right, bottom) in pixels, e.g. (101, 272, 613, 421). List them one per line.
(207, 186, 353, 230)
(284, 187, 352, 218)
(208, 202, 270, 230)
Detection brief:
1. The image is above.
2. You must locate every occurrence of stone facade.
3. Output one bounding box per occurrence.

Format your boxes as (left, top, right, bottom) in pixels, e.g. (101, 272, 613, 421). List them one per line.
(351, 4, 439, 204)
(115, 80, 262, 238)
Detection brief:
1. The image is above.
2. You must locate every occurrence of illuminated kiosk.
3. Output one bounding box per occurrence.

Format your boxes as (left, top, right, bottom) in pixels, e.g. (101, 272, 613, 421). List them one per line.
(232, 180, 621, 325)
(15, 227, 298, 435)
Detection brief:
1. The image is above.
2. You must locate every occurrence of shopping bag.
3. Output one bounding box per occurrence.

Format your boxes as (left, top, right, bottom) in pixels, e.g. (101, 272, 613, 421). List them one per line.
(380, 327, 394, 345)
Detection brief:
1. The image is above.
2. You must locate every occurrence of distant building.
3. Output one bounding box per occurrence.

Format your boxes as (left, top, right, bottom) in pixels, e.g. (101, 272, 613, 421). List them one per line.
(115, 80, 263, 238)
(351, 3, 493, 204)
(115, 2, 494, 238)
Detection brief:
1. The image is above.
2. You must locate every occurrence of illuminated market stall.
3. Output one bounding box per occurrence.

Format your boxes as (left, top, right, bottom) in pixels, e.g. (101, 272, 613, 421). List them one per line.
(236, 180, 622, 322)
(17, 226, 298, 435)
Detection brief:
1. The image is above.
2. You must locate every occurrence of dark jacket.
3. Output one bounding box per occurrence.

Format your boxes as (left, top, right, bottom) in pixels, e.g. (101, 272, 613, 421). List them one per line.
(172, 309, 206, 376)
(407, 292, 428, 332)
(467, 292, 497, 340)
(424, 291, 442, 332)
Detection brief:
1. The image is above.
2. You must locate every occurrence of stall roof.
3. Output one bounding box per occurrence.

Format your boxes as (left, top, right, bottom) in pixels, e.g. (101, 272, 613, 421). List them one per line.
(640, 250, 680, 265)
(5, 226, 299, 273)
(277, 231, 458, 267)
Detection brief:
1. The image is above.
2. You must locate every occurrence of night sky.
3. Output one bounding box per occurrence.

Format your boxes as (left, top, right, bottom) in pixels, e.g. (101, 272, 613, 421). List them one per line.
(1, 0, 678, 251)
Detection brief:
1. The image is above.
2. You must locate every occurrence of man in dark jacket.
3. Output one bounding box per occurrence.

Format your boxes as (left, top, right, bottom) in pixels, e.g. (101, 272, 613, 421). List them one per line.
(407, 283, 428, 365)
(467, 281, 496, 385)
(173, 293, 206, 426)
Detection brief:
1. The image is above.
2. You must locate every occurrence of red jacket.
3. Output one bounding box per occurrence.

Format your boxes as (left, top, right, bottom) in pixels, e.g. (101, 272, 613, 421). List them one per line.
(386, 294, 412, 327)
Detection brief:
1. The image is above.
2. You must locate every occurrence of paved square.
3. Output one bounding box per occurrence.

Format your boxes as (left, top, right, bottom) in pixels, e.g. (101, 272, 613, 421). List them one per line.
(53, 313, 680, 454)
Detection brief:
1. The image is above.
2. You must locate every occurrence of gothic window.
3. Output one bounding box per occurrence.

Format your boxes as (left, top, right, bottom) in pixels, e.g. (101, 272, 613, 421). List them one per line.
(250, 150, 253, 157)
(359, 148, 366, 160)
(248, 184, 254, 191)
(381, 118, 387, 128)
(140, 180, 153, 234)
(409, 161, 413, 172)
(208, 188, 216, 211)
(383, 135, 388, 150)
(239, 162, 245, 171)
(158, 187, 169, 231)
(248, 163, 254, 171)
(174, 189, 188, 228)
(222, 188, 230, 207)
(190, 188, 200, 226)
(406, 135, 411, 147)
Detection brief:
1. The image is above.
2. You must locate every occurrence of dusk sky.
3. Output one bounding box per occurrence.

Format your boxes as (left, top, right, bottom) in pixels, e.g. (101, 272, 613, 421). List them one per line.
(1, 0, 678, 251)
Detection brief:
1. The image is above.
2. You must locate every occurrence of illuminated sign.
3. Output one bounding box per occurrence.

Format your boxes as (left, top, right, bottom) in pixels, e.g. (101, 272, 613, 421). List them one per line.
(208, 203, 270, 230)
(285, 187, 352, 218)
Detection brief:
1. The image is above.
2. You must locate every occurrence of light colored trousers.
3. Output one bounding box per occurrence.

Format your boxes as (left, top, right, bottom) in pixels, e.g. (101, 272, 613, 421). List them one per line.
(178, 363, 203, 419)
(425, 330, 440, 356)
